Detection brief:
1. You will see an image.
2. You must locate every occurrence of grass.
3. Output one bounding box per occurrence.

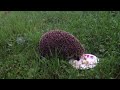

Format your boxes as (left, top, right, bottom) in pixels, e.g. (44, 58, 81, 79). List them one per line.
(0, 11, 120, 79)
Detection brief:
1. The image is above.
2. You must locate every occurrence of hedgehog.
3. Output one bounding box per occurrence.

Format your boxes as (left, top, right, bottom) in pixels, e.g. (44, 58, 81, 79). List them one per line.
(38, 30, 85, 61)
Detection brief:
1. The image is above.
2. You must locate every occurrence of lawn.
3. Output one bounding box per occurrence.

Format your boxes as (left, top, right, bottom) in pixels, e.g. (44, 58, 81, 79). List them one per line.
(0, 11, 120, 79)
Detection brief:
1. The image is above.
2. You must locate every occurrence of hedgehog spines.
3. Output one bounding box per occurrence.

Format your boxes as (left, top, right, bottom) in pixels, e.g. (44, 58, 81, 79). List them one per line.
(39, 30, 85, 60)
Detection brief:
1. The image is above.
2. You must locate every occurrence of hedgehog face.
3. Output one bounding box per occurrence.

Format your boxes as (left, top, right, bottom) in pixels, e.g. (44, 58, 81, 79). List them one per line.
(38, 30, 85, 61)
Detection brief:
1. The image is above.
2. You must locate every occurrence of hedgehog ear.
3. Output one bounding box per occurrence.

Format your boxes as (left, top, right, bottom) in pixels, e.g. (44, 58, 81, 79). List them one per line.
(76, 57, 80, 61)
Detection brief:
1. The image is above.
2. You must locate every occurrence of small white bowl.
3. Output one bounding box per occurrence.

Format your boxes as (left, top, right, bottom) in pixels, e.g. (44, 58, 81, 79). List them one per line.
(69, 54, 99, 70)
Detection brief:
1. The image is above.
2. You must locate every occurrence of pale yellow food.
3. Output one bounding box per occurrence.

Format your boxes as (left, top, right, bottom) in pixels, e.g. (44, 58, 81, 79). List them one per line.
(82, 60, 89, 64)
